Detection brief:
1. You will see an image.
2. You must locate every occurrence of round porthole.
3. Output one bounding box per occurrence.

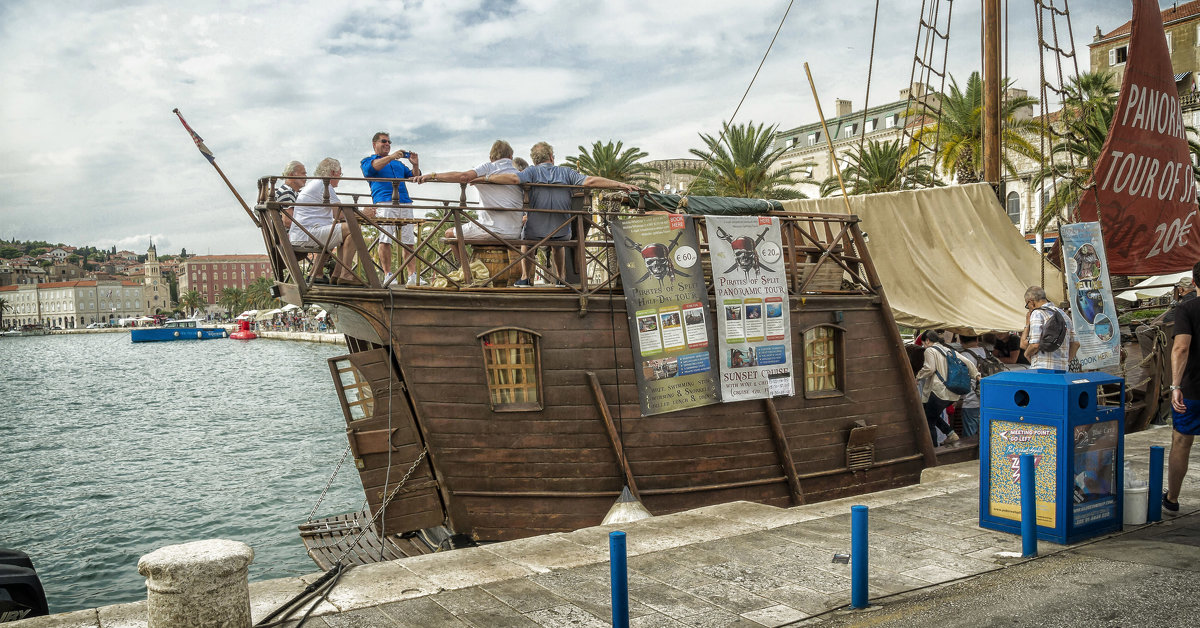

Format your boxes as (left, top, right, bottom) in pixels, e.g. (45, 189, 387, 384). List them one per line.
(1078, 390, 1089, 409)
(173, 331, 180, 338)
(1014, 390, 1030, 407)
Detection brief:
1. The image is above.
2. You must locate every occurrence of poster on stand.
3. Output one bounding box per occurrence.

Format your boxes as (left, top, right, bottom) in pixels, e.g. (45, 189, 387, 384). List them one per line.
(1060, 222, 1120, 371)
(707, 216, 794, 401)
(988, 421, 1058, 527)
(612, 215, 721, 416)
(1071, 421, 1119, 527)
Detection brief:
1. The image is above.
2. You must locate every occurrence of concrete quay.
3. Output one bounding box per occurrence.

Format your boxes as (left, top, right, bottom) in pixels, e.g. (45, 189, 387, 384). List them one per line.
(15, 426, 1197, 628)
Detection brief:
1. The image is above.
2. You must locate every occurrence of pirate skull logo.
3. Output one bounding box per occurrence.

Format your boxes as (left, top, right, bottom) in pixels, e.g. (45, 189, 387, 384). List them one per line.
(717, 226, 774, 276)
(624, 230, 689, 285)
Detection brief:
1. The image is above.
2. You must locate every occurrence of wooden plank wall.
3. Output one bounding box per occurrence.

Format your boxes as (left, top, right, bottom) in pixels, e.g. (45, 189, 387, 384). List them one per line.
(379, 291, 923, 542)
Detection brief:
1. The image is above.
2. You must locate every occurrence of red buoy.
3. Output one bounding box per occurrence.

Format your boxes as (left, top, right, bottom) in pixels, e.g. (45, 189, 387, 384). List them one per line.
(229, 319, 258, 340)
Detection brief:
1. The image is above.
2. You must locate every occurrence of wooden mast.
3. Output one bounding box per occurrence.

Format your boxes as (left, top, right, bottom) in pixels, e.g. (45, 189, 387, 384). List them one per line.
(982, 0, 1002, 184)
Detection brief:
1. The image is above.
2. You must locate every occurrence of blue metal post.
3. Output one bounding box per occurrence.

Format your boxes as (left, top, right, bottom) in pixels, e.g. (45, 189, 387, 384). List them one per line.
(609, 531, 629, 628)
(1149, 446, 1165, 523)
(1020, 454, 1038, 557)
(850, 505, 869, 609)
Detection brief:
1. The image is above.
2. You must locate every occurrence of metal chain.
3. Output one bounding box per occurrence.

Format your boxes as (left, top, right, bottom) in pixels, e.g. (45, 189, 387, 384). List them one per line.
(332, 446, 429, 565)
(307, 444, 353, 523)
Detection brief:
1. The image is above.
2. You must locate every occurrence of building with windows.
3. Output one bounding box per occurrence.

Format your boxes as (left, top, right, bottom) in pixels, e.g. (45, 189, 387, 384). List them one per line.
(771, 84, 931, 198)
(1090, 0, 1200, 91)
(0, 280, 146, 329)
(139, 241, 170, 313)
(177, 254, 272, 310)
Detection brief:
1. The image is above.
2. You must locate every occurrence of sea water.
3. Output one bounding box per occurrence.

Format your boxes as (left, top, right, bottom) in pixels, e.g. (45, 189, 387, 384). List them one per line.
(0, 332, 361, 613)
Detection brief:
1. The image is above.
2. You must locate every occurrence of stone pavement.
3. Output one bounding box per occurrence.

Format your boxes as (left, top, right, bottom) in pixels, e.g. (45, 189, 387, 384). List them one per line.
(17, 426, 1198, 628)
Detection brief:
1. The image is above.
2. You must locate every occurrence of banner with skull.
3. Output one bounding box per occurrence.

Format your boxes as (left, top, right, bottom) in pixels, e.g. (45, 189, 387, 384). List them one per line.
(612, 214, 722, 416)
(1061, 222, 1119, 370)
(708, 216, 795, 401)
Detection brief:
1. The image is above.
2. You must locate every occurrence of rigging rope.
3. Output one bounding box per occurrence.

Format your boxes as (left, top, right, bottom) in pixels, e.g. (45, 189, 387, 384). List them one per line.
(857, 0, 881, 158)
(694, 0, 795, 175)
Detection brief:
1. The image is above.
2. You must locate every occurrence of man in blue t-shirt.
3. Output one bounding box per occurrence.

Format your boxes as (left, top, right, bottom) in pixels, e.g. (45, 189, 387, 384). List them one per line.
(488, 141, 639, 284)
(361, 131, 422, 285)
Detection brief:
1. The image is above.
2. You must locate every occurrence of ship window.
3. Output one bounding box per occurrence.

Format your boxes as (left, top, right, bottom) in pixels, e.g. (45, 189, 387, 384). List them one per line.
(331, 358, 374, 420)
(478, 327, 543, 412)
(801, 324, 845, 398)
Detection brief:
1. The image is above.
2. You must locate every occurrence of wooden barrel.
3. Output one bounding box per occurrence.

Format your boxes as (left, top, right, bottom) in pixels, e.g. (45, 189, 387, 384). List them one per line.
(473, 245, 520, 287)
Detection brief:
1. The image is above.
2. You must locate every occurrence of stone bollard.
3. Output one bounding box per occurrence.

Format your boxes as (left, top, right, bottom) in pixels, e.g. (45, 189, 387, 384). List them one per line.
(137, 539, 254, 628)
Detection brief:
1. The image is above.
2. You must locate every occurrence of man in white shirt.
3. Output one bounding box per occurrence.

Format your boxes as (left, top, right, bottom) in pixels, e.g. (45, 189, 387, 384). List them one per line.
(416, 140, 525, 242)
(1020, 285, 1078, 370)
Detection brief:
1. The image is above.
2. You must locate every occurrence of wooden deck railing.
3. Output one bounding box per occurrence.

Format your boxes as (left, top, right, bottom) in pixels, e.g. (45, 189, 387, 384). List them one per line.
(254, 176, 879, 303)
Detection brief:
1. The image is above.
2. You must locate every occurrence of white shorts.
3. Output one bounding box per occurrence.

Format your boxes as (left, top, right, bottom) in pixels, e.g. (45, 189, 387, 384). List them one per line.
(377, 204, 415, 245)
(291, 222, 344, 248)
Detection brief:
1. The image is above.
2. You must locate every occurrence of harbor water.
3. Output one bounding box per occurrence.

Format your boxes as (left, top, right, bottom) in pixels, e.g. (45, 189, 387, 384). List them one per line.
(0, 332, 362, 613)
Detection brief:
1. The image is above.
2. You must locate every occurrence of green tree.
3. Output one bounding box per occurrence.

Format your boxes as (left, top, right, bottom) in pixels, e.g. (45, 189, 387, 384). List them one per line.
(678, 121, 810, 199)
(244, 276, 278, 310)
(1029, 71, 1119, 233)
(565, 140, 658, 188)
(907, 71, 1041, 183)
(0, 297, 11, 329)
(218, 287, 244, 317)
(178, 289, 205, 316)
(0, 247, 19, 259)
(819, 138, 944, 197)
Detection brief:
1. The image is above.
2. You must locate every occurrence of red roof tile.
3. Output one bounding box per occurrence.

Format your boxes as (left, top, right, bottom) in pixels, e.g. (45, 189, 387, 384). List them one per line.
(1091, 0, 1200, 45)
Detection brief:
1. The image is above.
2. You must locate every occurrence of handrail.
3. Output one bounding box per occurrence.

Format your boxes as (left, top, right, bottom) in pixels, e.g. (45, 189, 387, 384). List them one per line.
(254, 177, 876, 302)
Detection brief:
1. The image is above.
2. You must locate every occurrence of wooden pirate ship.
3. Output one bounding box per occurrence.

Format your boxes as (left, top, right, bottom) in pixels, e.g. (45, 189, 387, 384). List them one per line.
(250, 178, 941, 568)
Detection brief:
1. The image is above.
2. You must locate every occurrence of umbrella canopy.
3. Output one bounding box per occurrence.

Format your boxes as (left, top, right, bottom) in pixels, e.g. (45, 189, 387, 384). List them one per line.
(256, 309, 282, 321)
(315, 309, 328, 320)
(281, 304, 300, 311)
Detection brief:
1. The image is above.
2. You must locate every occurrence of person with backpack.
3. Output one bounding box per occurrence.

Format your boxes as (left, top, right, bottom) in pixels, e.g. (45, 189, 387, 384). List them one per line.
(958, 335, 993, 437)
(1020, 286, 1078, 370)
(916, 330, 980, 447)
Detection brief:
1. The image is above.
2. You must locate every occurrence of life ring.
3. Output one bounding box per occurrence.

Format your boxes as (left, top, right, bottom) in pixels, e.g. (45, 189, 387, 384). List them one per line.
(174, 331, 180, 338)
(197, 331, 203, 339)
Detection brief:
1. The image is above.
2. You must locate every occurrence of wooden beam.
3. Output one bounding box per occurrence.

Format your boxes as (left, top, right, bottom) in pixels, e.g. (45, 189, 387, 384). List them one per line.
(586, 371, 641, 500)
(764, 398, 805, 505)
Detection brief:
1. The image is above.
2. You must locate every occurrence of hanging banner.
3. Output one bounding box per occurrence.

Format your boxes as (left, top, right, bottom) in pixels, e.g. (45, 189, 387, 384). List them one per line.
(1076, 0, 1200, 274)
(612, 215, 721, 416)
(707, 216, 794, 401)
(1061, 222, 1120, 371)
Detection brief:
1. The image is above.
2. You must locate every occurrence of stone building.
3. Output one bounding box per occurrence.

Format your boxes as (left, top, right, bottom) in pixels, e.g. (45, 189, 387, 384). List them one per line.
(642, 159, 704, 194)
(0, 280, 146, 328)
(140, 241, 171, 313)
(177, 254, 272, 311)
(1090, 0, 1200, 92)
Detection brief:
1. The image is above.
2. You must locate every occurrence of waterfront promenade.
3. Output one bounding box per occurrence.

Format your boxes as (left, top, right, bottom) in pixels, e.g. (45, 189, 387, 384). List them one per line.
(15, 426, 1197, 627)
(53, 327, 346, 345)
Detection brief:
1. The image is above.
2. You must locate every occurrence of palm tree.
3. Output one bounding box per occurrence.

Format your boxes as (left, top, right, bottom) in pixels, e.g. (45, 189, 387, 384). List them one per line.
(244, 276, 278, 310)
(566, 141, 658, 188)
(678, 121, 810, 199)
(819, 138, 944, 197)
(0, 297, 11, 329)
(1028, 71, 1119, 233)
(178, 289, 205, 317)
(907, 71, 1042, 183)
(218, 287, 244, 317)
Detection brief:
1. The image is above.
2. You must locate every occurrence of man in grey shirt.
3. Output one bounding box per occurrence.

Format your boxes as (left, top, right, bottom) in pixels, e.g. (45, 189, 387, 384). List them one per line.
(489, 141, 639, 283)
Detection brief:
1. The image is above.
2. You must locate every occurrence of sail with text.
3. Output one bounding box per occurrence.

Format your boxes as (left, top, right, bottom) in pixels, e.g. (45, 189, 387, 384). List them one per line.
(1076, 0, 1200, 275)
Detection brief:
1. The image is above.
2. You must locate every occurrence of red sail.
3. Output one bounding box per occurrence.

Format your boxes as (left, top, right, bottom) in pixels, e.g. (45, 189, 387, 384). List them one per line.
(1077, 0, 1199, 274)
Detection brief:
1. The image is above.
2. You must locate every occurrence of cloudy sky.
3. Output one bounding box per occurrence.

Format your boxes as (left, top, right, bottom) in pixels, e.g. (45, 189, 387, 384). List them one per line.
(0, 0, 1140, 255)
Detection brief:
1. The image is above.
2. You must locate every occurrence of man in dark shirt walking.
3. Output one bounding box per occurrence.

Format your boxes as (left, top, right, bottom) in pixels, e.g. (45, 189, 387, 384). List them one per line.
(1167, 261, 1200, 513)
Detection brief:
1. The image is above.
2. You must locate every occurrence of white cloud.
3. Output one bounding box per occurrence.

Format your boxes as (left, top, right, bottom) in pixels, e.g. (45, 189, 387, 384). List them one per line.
(0, 0, 1142, 252)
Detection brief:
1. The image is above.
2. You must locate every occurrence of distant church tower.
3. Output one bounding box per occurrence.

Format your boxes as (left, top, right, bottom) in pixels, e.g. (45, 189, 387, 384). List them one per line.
(144, 240, 168, 313)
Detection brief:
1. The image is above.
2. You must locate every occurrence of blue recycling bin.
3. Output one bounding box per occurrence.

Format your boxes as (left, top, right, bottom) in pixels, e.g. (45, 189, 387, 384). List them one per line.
(979, 369, 1124, 544)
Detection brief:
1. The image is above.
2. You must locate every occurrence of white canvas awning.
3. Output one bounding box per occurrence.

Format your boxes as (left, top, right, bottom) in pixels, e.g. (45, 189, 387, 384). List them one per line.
(256, 309, 282, 321)
(1115, 272, 1190, 301)
(281, 303, 300, 311)
(782, 183, 1065, 332)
